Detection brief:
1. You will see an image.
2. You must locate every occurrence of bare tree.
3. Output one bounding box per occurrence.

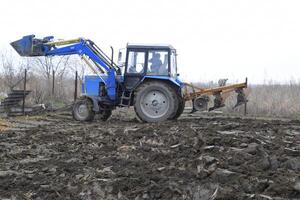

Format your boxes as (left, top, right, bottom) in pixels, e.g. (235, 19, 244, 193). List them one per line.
(68, 56, 89, 81)
(17, 56, 72, 104)
(32, 56, 70, 80)
(0, 53, 26, 91)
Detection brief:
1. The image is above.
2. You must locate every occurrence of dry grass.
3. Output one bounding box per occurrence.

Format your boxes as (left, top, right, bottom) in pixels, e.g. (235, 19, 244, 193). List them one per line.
(225, 84, 300, 118)
(1, 75, 300, 119)
(192, 81, 300, 119)
(0, 119, 9, 132)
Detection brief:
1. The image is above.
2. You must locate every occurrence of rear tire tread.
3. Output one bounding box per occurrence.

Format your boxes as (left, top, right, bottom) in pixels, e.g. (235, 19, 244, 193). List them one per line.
(170, 94, 185, 120)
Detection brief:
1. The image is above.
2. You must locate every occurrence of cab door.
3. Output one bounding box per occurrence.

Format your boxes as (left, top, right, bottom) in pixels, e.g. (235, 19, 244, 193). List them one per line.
(124, 50, 147, 90)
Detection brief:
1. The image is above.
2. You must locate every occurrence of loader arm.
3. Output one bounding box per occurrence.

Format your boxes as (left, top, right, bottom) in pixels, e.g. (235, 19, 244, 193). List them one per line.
(11, 35, 119, 101)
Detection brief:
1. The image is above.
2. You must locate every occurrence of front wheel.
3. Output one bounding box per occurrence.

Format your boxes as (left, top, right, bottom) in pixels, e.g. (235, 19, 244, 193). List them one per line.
(72, 98, 95, 122)
(134, 81, 178, 122)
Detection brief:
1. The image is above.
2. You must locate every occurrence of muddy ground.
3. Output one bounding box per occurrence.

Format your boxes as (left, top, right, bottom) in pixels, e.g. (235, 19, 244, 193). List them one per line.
(0, 109, 300, 200)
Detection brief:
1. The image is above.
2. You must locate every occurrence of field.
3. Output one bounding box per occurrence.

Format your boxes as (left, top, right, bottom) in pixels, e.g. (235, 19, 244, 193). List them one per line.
(0, 108, 300, 200)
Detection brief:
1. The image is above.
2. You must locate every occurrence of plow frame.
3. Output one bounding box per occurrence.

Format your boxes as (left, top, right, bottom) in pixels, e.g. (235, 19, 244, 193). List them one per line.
(183, 78, 247, 101)
(183, 78, 248, 112)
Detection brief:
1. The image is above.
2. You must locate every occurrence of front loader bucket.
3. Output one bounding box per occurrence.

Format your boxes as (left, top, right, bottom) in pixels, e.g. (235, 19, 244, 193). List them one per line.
(10, 35, 48, 57)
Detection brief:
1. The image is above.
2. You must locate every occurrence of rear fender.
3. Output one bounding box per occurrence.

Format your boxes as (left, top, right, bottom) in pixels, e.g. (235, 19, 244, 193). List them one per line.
(140, 76, 183, 97)
(141, 76, 182, 88)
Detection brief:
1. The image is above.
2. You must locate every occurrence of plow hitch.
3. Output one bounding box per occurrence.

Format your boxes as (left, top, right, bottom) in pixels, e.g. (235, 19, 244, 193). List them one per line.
(184, 78, 248, 112)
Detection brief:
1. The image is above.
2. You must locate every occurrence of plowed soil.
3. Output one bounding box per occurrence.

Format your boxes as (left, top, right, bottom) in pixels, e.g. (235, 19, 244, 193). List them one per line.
(0, 109, 300, 200)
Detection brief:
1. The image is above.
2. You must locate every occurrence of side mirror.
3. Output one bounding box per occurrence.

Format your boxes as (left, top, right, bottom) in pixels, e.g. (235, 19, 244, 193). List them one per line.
(177, 73, 180, 77)
(118, 48, 126, 66)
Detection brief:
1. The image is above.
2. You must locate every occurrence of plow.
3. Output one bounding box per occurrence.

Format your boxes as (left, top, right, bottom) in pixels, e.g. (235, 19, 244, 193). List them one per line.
(11, 35, 248, 122)
(183, 78, 248, 112)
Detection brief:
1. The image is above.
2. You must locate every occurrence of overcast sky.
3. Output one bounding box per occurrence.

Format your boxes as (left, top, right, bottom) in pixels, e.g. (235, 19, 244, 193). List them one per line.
(1, 0, 300, 83)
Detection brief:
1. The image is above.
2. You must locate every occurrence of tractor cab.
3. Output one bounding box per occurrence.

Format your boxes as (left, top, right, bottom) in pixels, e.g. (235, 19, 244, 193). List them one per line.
(118, 44, 179, 90)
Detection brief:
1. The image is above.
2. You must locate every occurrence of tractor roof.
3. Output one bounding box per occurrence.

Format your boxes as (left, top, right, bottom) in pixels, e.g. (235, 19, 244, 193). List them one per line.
(127, 43, 175, 50)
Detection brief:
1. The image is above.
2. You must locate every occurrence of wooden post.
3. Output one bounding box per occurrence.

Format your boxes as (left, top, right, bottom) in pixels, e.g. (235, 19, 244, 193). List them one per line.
(244, 77, 248, 116)
(23, 69, 27, 115)
(52, 70, 55, 96)
(74, 71, 78, 101)
(244, 102, 247, 116)
(52, 70, 55, 112)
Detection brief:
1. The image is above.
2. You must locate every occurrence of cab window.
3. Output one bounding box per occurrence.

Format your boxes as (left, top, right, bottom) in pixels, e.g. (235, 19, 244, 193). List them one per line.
(147, 51, 168, 76)
(127, 51, 145, 73)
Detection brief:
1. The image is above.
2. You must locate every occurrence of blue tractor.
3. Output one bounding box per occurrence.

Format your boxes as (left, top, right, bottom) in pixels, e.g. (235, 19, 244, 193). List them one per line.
(11, 35, 248, 122)
(11, 35, 185, 122)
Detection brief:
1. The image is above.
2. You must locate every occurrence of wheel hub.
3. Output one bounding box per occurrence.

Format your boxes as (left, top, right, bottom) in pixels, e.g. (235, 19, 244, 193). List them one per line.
(152, 100, 159, 106)
(78, 104, 88, 117)
(140, 90, 169, 118)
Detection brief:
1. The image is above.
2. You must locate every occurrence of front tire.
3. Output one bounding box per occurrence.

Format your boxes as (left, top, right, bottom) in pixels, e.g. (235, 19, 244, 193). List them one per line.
(134, 81, 178, 122)
(72, 98, 95, 122)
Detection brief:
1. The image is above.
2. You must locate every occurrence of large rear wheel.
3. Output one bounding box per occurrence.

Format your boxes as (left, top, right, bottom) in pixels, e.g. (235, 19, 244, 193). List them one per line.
(72, 98, 95, 122)
(170, 95, 185, 120)
(134, 81, 178, 122)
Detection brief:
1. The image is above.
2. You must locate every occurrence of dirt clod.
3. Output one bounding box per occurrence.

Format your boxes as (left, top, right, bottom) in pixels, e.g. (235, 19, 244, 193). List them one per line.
(0, 110, 300, 199)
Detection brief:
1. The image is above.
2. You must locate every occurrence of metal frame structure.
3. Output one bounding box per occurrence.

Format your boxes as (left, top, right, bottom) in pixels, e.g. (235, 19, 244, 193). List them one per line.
(183, 78, 247, 101)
